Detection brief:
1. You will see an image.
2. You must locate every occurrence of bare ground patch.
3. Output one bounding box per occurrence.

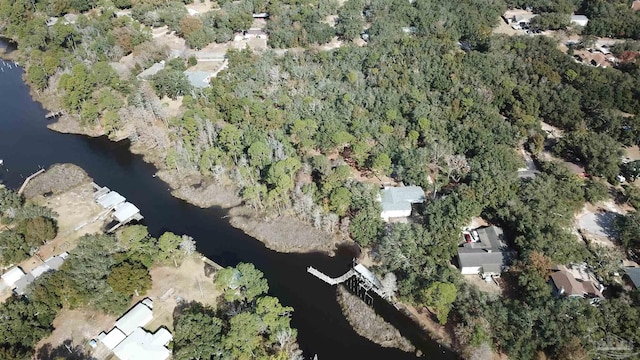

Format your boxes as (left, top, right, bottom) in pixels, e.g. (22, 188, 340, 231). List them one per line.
(336, 286, 415, 353)
(142, 255, 221, 332)
(36, 309, 117, 355)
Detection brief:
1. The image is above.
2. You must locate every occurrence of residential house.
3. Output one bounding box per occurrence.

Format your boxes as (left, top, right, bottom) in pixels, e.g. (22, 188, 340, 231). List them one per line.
(136, 61, 165, 80)
(13, 252, 69, 295)
(183, 70, 213, 89)
(570, 15, 589, 27)
(378, 186, 426, 222)
(98, 298, 173, 360)
(1, 267, 26, 288)
(623, 267, 640, 289)
(632, 0, 640, 11)
(549, 265, 604, 299)
(457, 226, 516, 279)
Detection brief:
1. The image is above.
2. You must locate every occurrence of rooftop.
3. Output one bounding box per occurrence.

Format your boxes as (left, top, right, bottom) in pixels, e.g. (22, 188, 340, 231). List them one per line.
(183, 70, 213, 88)
(96, 191, 126, 209)
(379, 186, 426, 213)
(550, 269, 603, 298)
(137, 61, 165, 80)
(112, 327, 172, 360)
(113, 202, 141, 223)
(113, 298, 154, 336)
(353, 264, 382, 289)
(624, 267, 640, 288)
(1, 267, 26, 287)
(457, 226, 516, 271)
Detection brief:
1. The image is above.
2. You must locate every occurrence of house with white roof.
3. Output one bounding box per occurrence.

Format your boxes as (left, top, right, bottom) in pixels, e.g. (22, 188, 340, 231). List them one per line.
(378, 186, 426, 222)
(98, 298, 173, 360)
(570, 15, 589, 27)
(1, 267, 26, 287)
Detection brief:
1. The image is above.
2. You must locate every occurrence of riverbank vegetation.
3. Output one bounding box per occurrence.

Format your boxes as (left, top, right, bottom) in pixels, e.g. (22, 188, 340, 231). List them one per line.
(336, 285, 415, 353)
(2, 0, 640, 358)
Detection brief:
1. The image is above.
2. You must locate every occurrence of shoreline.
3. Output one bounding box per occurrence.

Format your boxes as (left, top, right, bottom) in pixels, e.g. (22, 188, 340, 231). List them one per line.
(0, 48, 461, 356)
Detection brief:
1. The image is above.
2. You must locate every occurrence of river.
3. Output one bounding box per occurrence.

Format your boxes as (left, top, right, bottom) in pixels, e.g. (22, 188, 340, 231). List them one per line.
(0, 41, 457, 360)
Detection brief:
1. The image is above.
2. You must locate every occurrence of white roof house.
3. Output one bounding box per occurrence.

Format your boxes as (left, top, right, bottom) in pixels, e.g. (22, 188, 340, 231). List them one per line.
(1, 267, 26, 287)
(100, 328, 128, 350)
(378, 186, 426, 221)
(114, 298, 154, 336)
(113, 202, 141, 223)
(98, 298, 173, 360)
(570, 15, 589, 27)
(96, 191, 126, 209)
(112, 327, 173, 360)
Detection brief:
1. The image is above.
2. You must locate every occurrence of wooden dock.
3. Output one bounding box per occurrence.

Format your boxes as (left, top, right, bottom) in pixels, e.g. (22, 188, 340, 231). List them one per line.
(307, 267, 356, 285)
(17, 168, 45, 195)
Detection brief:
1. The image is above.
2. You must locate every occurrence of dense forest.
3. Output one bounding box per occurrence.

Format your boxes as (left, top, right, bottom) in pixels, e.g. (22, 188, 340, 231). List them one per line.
(1, 0, 640, 358)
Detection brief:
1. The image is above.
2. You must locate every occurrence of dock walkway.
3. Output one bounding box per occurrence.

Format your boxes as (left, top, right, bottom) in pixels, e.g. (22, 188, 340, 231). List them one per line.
(307, 267, 355, 285)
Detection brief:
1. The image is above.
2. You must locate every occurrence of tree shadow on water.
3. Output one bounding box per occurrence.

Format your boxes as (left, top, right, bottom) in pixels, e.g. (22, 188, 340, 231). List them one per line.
(37, 340, 96, 360)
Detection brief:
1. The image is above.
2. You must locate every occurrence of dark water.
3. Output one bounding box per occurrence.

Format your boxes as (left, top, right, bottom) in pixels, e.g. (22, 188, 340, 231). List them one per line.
(0, 42, 457, 360)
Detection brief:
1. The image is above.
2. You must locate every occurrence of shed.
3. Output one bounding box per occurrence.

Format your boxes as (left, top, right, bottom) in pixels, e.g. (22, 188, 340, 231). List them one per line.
(114, 298, 154, 336)
(96, 191, 126, 209)
(100, 328, 127, 350)
(112, 327, 172, 360)
(623, 267, 640, 289)
(570, 15, 589, 27)
(113, 202, 141, 223)
(1, 267, 25, 287)
(379, 186, 426, 221)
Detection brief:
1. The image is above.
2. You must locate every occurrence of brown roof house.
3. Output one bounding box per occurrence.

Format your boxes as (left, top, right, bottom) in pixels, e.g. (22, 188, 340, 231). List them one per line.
(549, 264, 604, 299)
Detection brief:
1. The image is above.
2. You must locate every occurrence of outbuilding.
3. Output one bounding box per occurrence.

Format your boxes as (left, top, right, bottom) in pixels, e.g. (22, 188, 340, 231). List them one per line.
(570, 15, 589, 27)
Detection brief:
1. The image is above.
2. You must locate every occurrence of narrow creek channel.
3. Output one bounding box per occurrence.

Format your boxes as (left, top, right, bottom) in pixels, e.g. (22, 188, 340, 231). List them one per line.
(0, 41, 457, 359)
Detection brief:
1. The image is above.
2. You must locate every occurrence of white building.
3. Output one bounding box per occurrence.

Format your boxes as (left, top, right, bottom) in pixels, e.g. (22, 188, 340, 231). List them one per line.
(113, 327, 173, 360)
(570, 15, 589, 27)
(98, 298, 173, 360)
(1, 267, 26, 287)
(378, 186, 426, 221)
